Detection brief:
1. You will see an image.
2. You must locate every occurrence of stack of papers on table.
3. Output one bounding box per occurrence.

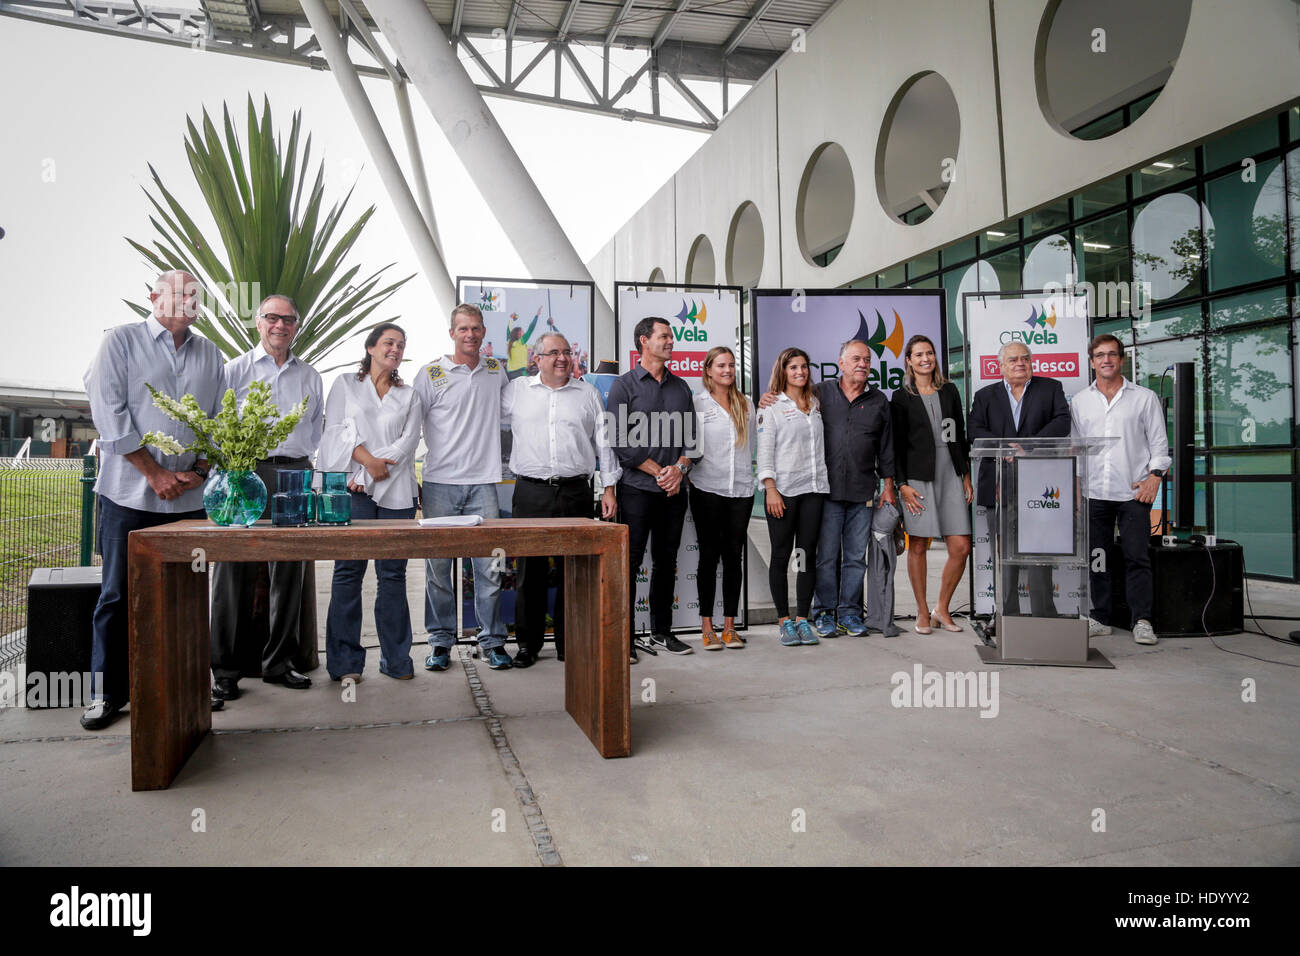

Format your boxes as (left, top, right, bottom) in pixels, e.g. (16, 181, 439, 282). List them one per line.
(418, 515, 484, 527)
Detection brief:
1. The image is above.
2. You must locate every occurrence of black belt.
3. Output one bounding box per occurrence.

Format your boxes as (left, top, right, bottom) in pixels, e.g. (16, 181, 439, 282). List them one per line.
(261, 455, 310, 465)
(517, 474, 591, 487)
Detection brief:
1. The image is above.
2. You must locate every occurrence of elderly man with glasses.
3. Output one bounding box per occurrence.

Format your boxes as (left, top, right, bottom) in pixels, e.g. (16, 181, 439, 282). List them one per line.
(968, 341, 1072, 628)
(210, 294, 324, 699)
(500, 332, 619, 668)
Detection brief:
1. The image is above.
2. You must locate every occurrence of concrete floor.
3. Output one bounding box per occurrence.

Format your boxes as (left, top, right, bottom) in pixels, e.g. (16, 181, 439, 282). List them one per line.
(2, 549, 1298, 866)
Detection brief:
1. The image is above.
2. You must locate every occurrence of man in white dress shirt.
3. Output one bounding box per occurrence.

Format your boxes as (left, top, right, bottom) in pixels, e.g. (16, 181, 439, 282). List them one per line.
(414, 304, 513, 670)
(1070, 333, 1171, 646)
(81, 270, 225, 729)
(211, 295, 324, 697)
(501, 333, 618, 668)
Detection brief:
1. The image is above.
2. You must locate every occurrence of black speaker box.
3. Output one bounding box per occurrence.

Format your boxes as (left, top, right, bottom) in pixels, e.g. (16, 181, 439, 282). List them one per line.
(1108, 539, 1244, 636)
(24, 566, 101, 708)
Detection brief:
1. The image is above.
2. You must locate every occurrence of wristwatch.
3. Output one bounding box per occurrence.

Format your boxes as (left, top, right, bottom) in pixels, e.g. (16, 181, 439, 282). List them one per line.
(1148, 468, 1165, 479)
(674, 461, 691, 476)
(192, 462, 209, 480)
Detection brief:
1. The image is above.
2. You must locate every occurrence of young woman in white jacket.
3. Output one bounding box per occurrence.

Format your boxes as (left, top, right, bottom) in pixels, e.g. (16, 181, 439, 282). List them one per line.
(755, 347, 829, 647)
(318, 323, 423, 681)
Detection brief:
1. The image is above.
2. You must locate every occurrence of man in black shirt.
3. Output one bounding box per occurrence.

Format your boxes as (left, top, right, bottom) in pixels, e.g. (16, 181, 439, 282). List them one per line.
(606, 316, 698, 662)
(811, 340, 896, 636)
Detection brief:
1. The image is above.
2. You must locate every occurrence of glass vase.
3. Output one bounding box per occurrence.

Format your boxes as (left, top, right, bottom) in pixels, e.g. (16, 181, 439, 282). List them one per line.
(271, 469, 310, 527)
(203, 469, 268, 527)
(317, 471, 352, 526)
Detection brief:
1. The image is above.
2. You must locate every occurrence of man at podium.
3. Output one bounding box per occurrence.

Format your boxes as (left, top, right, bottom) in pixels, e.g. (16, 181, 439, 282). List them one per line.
(968, 342, 1071, 626)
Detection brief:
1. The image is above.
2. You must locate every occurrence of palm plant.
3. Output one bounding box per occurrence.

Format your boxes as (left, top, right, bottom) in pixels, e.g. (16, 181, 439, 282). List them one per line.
(125, 94, 410, 366)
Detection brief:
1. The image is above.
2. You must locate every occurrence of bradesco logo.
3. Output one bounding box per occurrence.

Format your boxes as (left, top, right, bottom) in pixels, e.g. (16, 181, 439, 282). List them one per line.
(1028, 486, 1062, 509)
(978, 353, 1079, 379)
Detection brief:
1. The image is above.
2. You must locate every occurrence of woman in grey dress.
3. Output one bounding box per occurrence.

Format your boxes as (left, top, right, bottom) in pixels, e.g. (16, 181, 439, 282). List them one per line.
(890, 335, 973, 634)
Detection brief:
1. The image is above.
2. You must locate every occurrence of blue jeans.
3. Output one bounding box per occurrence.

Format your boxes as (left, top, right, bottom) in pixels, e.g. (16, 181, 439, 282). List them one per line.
(812, 499, 873, 620)
(421, 481, 506, 650)
(326, 492, 417, 679)
(92, 495, 206, 704)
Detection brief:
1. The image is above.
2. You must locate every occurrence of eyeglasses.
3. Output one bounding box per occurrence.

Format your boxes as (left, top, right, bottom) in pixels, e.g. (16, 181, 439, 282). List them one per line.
(538, 349, 574, 359)
(259, 312, 300, 326)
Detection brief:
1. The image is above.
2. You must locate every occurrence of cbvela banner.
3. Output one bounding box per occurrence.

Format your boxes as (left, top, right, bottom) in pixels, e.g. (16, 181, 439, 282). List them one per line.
(963, 290, 1090, 616)
(454, 277, 595, 631)
(614, 283, 744, 634)
(750, 288, 946, 400)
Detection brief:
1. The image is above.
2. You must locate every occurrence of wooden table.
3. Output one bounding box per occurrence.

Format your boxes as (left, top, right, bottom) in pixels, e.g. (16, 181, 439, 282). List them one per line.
(128, 518, 630, 791)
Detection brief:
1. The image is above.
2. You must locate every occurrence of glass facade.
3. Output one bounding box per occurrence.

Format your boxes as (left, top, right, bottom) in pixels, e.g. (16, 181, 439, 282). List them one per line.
(847, 106, 1300, 579)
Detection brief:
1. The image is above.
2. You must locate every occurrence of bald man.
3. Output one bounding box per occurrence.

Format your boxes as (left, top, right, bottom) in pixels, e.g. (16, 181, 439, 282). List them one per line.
(81, 271, 226, 729)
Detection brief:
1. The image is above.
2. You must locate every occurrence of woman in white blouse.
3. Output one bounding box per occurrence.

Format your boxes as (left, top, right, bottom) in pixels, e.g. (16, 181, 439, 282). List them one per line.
(319, 323, 423, 682)
(756, 347, 829, 647)
(688, 346, 756, 651)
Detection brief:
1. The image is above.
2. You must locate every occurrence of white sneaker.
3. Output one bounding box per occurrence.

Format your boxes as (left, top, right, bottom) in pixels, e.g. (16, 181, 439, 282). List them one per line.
(1133, 619, 1158, 645)
(1087, 617, 1112, 637)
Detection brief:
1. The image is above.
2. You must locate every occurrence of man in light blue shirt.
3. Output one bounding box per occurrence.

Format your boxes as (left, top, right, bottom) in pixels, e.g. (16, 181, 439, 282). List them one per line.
(81, 270, 225, 729)
(211, 295, 324, 698)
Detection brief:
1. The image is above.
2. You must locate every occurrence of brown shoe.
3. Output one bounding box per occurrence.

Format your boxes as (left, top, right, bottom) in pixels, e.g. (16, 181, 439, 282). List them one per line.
(701, 629, 724, 651)
(720, 628, 745, 649)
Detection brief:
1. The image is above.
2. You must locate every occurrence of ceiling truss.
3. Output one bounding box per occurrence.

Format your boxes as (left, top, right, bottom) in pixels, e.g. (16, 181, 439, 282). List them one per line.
(0, 0, 788, 131)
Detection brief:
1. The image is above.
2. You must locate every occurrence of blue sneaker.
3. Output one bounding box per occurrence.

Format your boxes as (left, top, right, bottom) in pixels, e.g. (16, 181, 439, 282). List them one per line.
(795, 619, 819, 645)
(779, 620, 801, 646)
(424, 648, 451, 671)
(838, 613, 867, 636)
(483, 647, 514, 670)
(812, 612, 837, 637)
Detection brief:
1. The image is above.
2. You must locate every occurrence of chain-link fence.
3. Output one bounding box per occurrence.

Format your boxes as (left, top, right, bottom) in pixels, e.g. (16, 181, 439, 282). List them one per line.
(0, 457, 97, 669)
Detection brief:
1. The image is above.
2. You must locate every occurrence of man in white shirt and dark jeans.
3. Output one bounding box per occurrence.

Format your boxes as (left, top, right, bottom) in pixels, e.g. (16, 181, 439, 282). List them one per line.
(414, 304, 512, 670)
(211, 294, 324, 697)
(1070, 333, 1171, 646)
(501, 332, 619, 668)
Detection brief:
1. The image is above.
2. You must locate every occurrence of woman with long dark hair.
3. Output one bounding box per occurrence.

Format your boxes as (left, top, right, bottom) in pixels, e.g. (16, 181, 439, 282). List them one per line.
(756, 347, 828, 647)
(319, 323, 424, 680)
(889, 334, 972, 634)
(688, 346, 755, 650)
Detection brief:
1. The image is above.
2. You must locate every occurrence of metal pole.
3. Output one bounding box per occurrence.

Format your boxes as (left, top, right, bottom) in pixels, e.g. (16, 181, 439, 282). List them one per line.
(363, 0, 616, 331)
(79, 454, 95, 566)
(299, 0, 458, 316)
(393, 79, 444, 257)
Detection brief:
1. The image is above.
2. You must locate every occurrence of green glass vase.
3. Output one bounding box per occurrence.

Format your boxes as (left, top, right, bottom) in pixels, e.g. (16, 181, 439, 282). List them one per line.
(203, 469, 268, 527)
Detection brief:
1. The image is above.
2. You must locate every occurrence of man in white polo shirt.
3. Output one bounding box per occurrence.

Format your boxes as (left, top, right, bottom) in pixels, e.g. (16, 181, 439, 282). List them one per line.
(1070, 332, 1171, 646)
(414, 303, 512, 670)
(501, 332, 619, 668)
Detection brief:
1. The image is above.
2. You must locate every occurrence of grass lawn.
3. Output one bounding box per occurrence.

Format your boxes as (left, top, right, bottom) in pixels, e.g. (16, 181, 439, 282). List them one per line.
(0, 468, 90, 644)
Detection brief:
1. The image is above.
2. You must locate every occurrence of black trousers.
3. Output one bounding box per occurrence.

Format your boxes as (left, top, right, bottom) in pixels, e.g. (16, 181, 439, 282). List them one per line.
(619, 482, 688, 638)
(511, 476, 594, 656)
(765, 492, 825, 618)
(1088, 497, 1154, 627)
(689, 487, 751, 619)
(211, 456, 310, 680)
(986, 508, 1057, 618)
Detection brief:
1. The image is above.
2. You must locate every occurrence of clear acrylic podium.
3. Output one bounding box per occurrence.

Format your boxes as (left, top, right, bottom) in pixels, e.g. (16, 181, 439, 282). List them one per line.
(969, 436, 1118, 668)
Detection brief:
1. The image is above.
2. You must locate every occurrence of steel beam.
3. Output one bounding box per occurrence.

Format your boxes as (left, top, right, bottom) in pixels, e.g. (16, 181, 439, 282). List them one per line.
(365, 0, 615, 327)
(604, 0, 634, 46)
(724, 0, 774, 56)
(299, 0, 456, 314)
(557, 0, 580, 41)
(651, 0, 691, 50)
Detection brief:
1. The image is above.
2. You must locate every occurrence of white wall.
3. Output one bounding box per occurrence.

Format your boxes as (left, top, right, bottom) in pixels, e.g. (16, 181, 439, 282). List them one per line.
(587, 0, 1300, 295)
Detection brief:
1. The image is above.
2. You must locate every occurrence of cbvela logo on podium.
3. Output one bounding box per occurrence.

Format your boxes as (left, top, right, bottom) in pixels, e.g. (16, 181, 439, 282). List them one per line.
(50, 886, 151, 936)
(1028, 486, 1062, 509)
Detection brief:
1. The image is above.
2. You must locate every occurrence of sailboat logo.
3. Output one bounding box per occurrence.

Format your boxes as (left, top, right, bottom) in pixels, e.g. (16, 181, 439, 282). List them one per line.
(675, 300, 708, 325)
